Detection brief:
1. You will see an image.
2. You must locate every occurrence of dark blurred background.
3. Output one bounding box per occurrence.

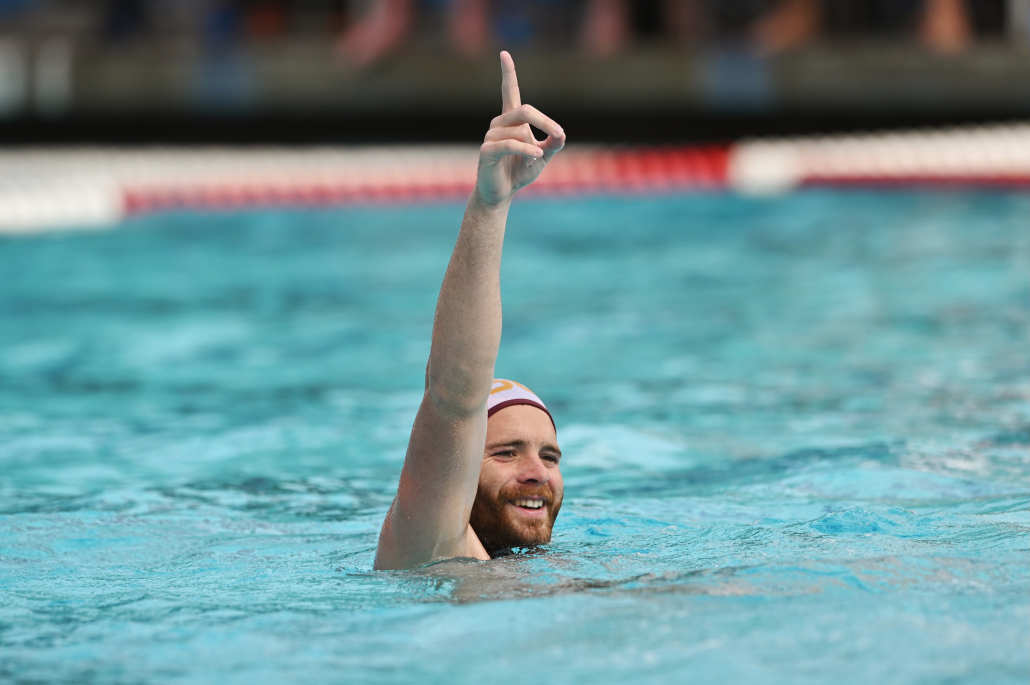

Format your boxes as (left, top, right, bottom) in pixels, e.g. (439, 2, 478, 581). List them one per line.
(1, 0, 1028, 143)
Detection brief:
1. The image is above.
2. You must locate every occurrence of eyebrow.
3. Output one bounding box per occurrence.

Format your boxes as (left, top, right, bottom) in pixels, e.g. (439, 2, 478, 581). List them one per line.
(487, 439, 562, 457)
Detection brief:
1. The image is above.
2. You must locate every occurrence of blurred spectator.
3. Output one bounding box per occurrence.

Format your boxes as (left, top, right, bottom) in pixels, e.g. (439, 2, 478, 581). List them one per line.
(577, 0, 1001, 56)
(752, 0, 991, 54)
(0, 0, 1018, 61)
(752, 0, 819, 53)
(918, 0, 972, 53)
(338, 0, 491, 66)
(581, 0, 629, 56)
(581, 0, 710, 56)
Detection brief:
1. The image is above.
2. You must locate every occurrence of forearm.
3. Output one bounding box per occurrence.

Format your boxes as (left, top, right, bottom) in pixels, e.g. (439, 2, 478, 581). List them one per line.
(425, 190, 511, 414)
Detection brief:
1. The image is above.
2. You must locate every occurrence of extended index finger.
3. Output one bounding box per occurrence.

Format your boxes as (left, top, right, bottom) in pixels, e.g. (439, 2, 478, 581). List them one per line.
(500, 51, 520, 113)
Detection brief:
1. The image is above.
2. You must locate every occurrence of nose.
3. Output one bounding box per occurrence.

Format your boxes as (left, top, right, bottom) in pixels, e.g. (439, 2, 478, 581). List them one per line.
(516, 453, 550, 485)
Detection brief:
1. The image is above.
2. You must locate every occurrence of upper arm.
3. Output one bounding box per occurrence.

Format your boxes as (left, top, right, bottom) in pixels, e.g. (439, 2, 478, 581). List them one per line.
(373, 392, 487, 570)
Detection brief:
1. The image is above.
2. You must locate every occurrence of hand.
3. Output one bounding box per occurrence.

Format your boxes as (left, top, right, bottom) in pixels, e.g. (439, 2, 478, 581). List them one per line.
(473, 51, 566, 207)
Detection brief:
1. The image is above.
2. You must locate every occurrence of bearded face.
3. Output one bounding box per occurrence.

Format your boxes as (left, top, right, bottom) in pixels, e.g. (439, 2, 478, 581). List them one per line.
(470, 479, 563, 553)
(469, 404, 563, 555)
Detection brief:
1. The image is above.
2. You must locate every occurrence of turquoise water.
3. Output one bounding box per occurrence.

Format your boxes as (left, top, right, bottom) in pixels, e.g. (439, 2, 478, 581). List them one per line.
(1, 191, 1028, 684)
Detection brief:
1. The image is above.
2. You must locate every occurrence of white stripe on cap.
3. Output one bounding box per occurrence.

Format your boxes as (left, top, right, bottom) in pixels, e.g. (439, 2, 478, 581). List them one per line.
(487, 379, 555, 430)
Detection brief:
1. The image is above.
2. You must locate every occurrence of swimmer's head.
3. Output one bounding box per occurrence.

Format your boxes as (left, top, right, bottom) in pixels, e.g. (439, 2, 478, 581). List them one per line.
(471, 379, 563, 555)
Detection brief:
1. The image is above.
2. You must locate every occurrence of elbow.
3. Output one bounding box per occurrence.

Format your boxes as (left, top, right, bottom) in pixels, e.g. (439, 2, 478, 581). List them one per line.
(425, 373, 490, 418)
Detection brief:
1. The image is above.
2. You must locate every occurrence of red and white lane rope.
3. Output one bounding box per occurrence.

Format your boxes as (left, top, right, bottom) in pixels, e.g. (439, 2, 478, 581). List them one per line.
(0, 123, 1026, 234)
(728, 124, 1030, 194)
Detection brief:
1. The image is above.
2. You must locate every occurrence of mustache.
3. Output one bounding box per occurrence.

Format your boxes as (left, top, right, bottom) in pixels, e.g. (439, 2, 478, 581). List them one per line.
(497, 482, 554, 504)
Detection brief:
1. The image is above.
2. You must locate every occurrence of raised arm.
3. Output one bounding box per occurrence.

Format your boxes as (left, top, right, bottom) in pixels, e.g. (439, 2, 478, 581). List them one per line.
(374, 52, 566, 570)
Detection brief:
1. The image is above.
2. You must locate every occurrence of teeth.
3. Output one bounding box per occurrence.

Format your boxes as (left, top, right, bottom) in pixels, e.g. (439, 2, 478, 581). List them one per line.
(513, 499, 544, 509)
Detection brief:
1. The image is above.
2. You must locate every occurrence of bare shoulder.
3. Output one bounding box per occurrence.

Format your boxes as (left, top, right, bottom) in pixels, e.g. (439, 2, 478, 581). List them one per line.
(374, 505, 490, 570)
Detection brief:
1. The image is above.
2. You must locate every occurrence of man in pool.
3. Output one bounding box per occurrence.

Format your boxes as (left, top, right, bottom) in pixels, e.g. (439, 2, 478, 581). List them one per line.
(374, 51, 567, 571)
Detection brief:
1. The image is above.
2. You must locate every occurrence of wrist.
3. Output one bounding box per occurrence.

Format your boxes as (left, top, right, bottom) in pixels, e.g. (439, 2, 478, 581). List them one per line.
(469, 187, 512, 213)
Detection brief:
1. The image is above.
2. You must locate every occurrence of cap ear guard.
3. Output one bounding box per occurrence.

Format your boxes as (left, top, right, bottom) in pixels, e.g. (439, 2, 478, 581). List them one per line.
(487, 379, 555, 431)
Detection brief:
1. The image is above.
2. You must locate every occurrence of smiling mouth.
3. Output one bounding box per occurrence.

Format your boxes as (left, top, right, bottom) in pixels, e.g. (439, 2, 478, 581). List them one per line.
(511, 498, 546, 512)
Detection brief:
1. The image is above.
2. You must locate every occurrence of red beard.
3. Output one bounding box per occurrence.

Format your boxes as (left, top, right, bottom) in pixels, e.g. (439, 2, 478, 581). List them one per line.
(469, 481, 562, 555)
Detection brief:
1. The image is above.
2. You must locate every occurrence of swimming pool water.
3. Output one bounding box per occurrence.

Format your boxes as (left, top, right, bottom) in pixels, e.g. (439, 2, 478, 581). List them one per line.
(1, 191, 1028, 684)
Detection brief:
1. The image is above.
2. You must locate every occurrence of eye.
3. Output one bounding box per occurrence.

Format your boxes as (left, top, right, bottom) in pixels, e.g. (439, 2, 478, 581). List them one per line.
(543, 454, 560, 464)
(492, 449, 516, 458)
